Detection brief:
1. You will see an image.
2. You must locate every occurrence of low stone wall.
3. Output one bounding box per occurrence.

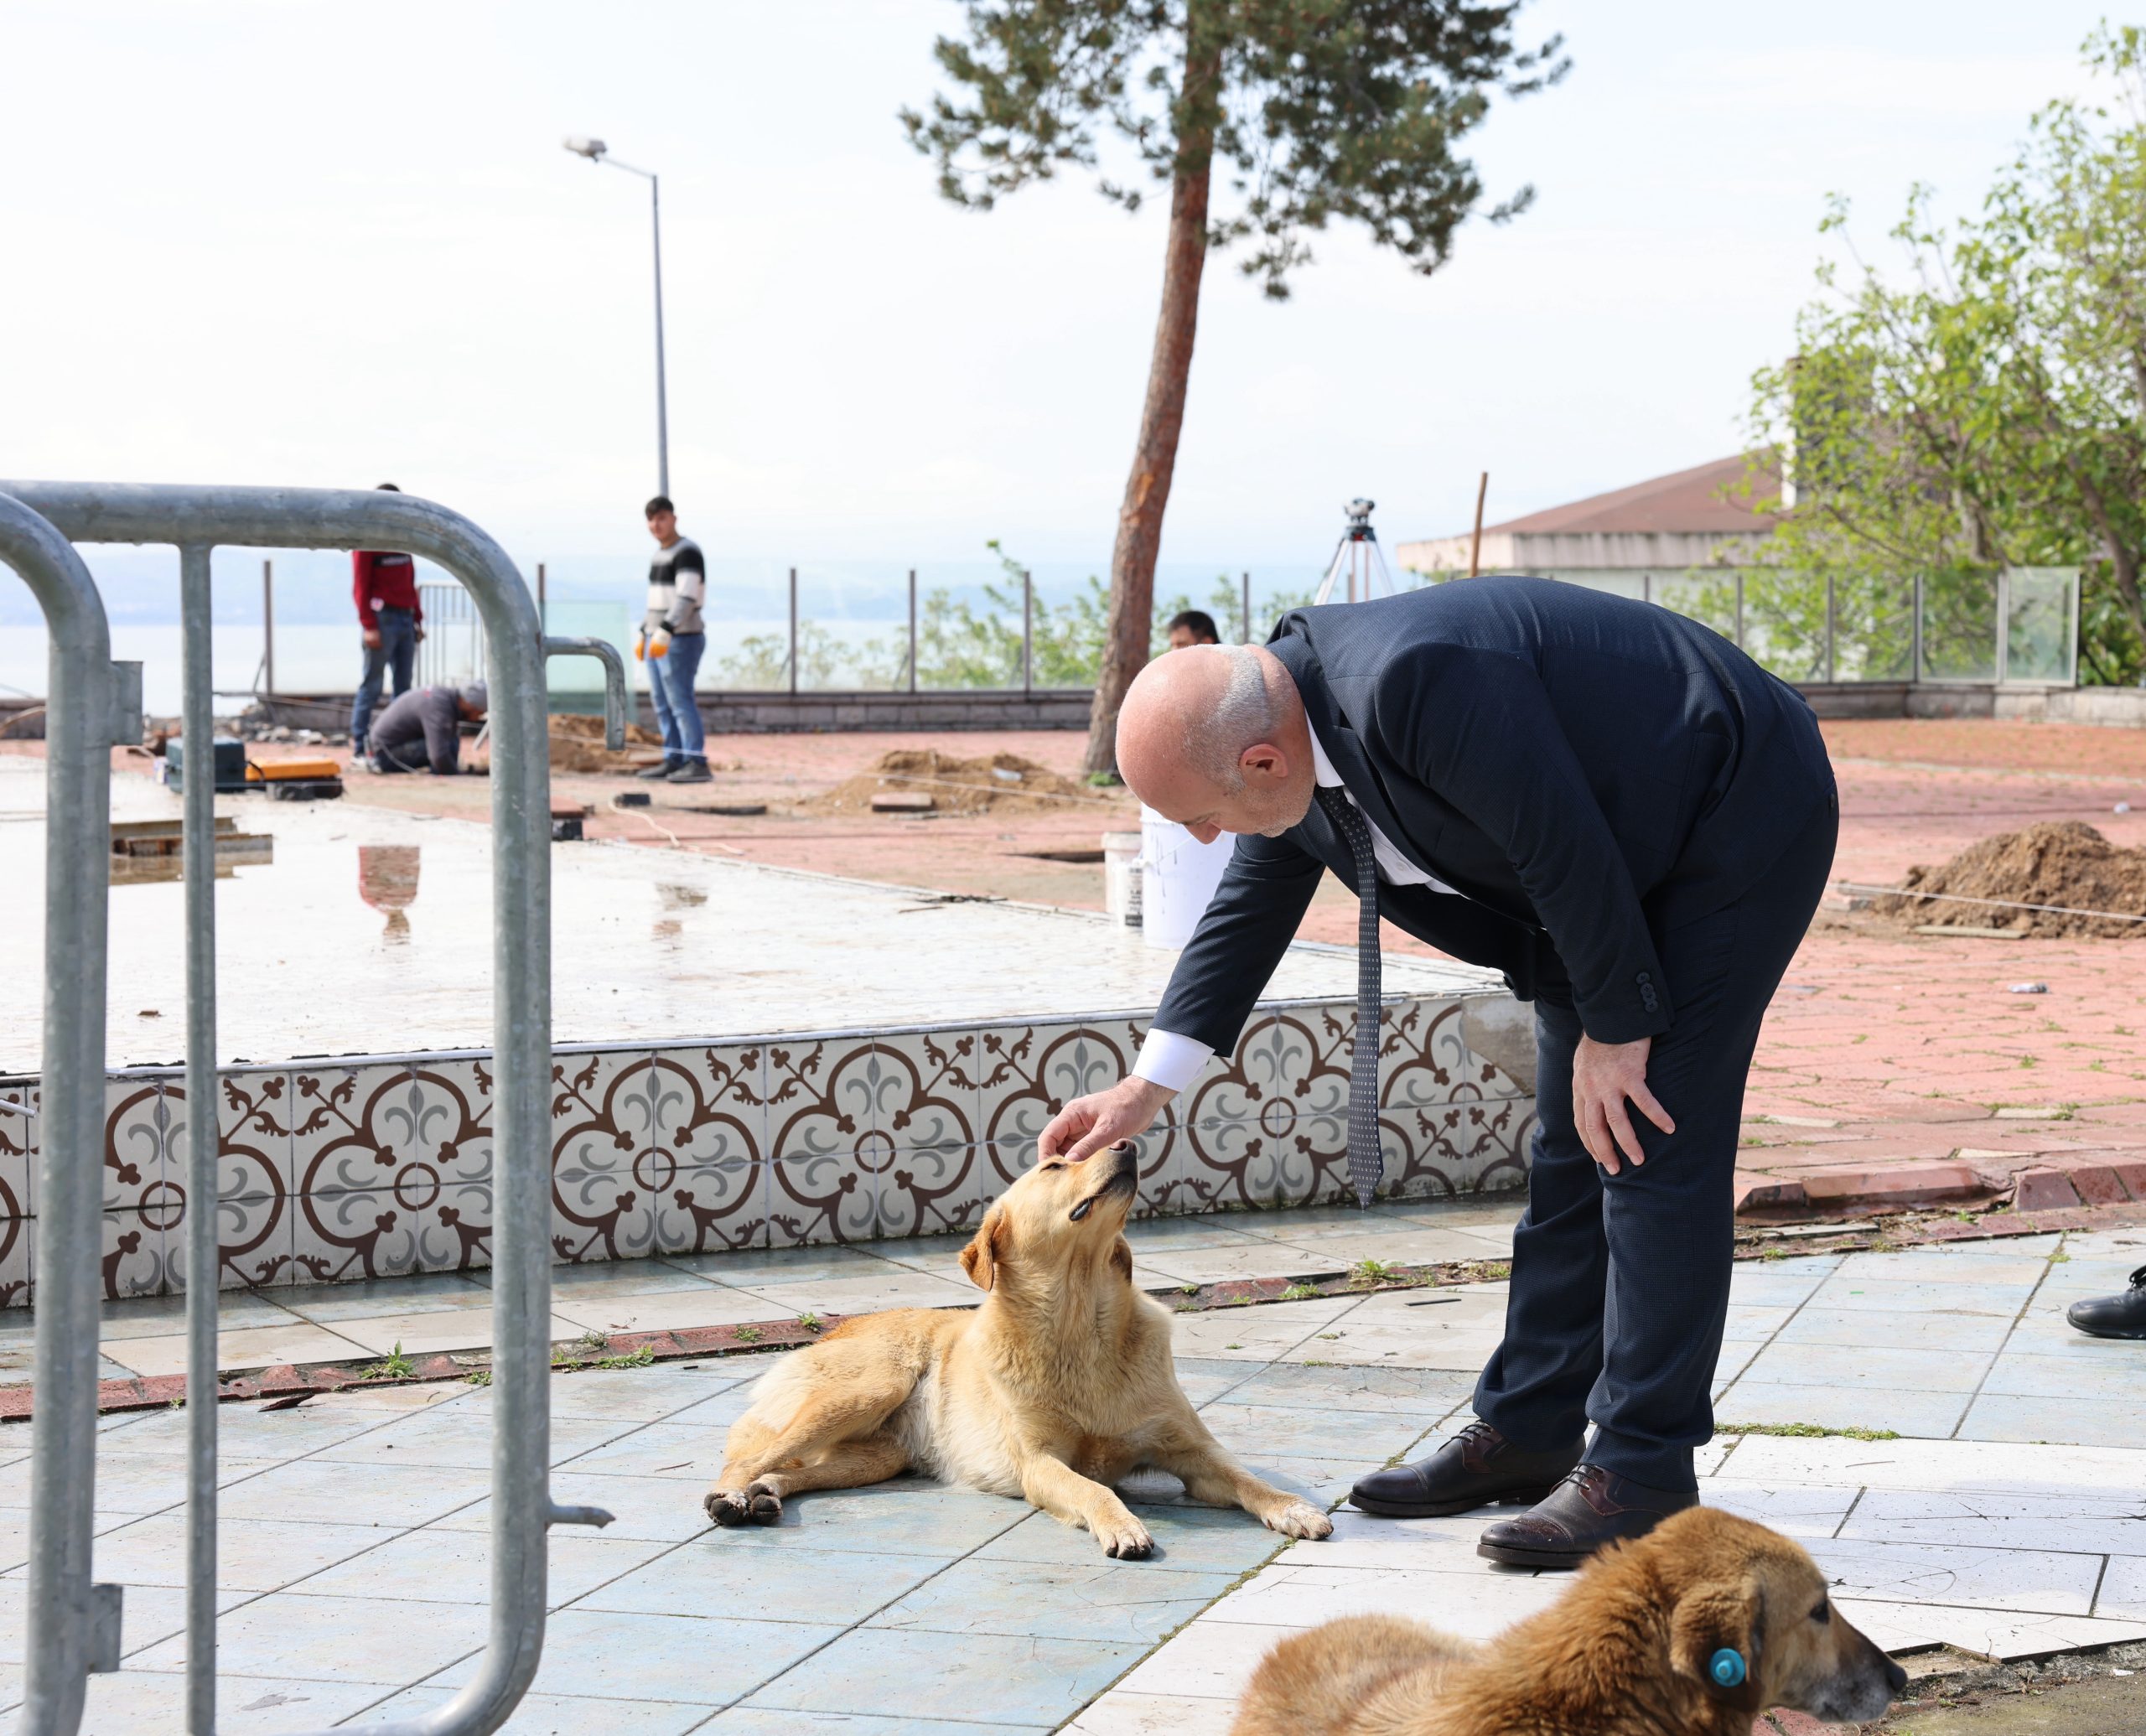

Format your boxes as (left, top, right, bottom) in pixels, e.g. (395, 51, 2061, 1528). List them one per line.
(0, 989, 1536, 1305)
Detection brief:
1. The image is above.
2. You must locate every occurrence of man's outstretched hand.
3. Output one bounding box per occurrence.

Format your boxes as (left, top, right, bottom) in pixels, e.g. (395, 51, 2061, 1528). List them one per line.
(1572, 1034, 1674, 1176)
(1038, 1075, 1175, 1162)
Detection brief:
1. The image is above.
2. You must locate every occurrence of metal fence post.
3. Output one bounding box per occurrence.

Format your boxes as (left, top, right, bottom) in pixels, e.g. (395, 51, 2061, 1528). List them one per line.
(1995, 567, 2011, 685)
(788, 565, 798, 695)
(5, 481, 605, 1736)
(179, 543, 221, 1735)
(1824, 573, 1837, 682)
(262, 558, 274, 695)
(536, 561, 547, 634)
(1734, 572, 1745, 650)
(1022, 569, 1033, 695)
(1913, 573, 1925, 682)
(1241, 571, 1251, 644)
(907, 568, 918, 693)
(0, 492, 122, 1736)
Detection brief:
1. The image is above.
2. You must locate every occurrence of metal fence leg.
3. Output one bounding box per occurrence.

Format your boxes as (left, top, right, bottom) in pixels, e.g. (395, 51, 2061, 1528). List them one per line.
(179, 543, 221, 1736)
(0, 493, 122, 1736)
(4, 481, 608, 1736)
(544, 637, 629, 748)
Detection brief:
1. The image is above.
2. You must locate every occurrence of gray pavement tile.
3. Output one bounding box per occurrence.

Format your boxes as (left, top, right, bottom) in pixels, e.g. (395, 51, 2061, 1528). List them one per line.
(711, 1713, 1050, 1735)
(977, 1504, 1291, 1574)
(0, 1452, 283, 1519)
(1697, 1480, 1862, 1539)
(348, 1687, 717, 1733)
(664, 1480, 1032, 1560)
(1198, 1402, 1441, 1464)
(546, 1361, 765, 1421)
(1808, 1537, 2105, 1615)
(1210, 1362, 1475, 1417)
(1841, 1488, 2146, 1557)
(433, 1471, 717, 1545)
(1957, 1392, 2146, 1448)
(1732, 1341, 1996, 1396)
(1977, 1351, 2142, 1400)
(216, 1457, 490, 1528)
(1804, 1275, 2038, 1317)
(308, 1405, 642, 1471)
(94, 1289, 302, 1340)
(298, 1526, 671, 1607)
(90, 1514, 391, 1592)
(1776, 1306, 2014, 1352)
(78, 1669, 391, 1733)
(127, 1588, 489, 1683)
(273, 1270, 492, 1322)
(420, 1608, 846, 1708)
(1713, 1381, 1972, 1440)
(553, 1422, 729, 1481)
(1172, 1356, 1259, 1407)
(746, 1628, 1147, 1726)
(578, 1537, 942, 1625)
(865, 1555, 1233, 1645)
(658, 1246, 894, 1287)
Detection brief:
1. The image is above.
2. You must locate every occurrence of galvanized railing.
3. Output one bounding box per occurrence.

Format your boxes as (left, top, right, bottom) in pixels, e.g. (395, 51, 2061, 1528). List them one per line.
(2, 483, 623, 1736)
(0, 493, 139, 1736)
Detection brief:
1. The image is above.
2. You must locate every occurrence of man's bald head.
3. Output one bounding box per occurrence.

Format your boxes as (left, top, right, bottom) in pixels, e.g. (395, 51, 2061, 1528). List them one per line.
(1116, 645, 1315, 842)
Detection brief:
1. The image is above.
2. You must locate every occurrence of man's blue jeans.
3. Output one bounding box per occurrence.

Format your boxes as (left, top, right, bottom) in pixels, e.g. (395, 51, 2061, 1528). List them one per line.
(351, 608, 417, 749)
(648, 630, 706, 763)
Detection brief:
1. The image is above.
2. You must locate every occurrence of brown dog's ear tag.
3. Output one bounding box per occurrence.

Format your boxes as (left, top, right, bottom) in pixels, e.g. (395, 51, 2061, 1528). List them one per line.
(1670, 1578, 1764, 1706)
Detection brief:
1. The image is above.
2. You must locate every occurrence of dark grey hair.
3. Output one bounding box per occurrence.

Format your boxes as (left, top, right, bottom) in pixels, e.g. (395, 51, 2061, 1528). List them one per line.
(1186, 645, 1273, 790)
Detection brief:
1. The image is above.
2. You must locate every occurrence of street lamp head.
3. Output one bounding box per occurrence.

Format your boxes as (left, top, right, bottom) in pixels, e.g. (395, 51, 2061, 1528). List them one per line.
(563, 136, 608, 161)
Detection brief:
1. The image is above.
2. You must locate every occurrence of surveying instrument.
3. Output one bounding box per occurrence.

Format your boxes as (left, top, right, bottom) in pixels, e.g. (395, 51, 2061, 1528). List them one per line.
(1311, 497, 1400, 604)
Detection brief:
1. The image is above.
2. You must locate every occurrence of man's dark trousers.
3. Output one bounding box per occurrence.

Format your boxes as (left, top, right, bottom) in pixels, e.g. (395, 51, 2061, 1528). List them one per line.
(351, 605, 417, 750)
(1472, 801, 1838, 1491)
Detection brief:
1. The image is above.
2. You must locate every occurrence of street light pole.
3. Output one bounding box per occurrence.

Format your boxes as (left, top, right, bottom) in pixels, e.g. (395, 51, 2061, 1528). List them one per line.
(564, 136, 670, 497)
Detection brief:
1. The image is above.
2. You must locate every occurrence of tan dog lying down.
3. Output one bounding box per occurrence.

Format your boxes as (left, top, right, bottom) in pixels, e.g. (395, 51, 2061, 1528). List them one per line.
(1232, 1507, 1903, 1735)
(703, 1142, 1332, 1557)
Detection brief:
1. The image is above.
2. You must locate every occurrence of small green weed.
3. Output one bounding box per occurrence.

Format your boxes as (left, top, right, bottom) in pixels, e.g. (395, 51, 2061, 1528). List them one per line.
(361, 1342, 417, 1381)
(594, 1344, 656, 1371)
(2049, 1251, 2071, 1265)
(1278, 1283, 1323, 1301)
(735, 1325, 763, 1344)
(1350, 1258, 1399, 1287)
(1722, 1422, 1900, 1441)
(465, 1369, 492, 1387)
(797, 1312, 823, 1332)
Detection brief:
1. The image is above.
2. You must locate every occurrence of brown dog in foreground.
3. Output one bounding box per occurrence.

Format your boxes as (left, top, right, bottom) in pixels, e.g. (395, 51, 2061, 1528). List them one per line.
(702, 1141, 1333, 1557)
(1232, 1507, 1904, 1735)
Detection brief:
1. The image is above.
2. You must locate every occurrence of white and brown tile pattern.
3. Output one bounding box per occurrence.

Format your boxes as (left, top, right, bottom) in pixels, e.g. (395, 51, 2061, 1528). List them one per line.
(6, 990, 1532, 1304)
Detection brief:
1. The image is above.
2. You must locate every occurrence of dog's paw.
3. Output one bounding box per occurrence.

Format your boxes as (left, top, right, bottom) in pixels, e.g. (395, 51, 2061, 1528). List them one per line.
(744, 1480, 784, 1526)
(1265, 1499, 1335, 1541)
(1095, 1516, 1154, 1560)
(704, 1488, 754, 1528)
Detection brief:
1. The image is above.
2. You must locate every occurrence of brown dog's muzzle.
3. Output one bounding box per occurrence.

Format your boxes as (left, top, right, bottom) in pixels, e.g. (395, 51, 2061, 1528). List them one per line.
(1069, 1141, 1141, 1220)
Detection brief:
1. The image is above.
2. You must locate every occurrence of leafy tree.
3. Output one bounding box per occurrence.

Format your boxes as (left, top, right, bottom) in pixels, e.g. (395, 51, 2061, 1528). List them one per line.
(905, 2, 1568, 769)
(1744, 24, 2146, 685)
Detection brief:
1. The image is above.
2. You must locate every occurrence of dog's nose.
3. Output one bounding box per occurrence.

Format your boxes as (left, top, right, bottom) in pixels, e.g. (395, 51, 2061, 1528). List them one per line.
(1882, 1656, 1907, 1694)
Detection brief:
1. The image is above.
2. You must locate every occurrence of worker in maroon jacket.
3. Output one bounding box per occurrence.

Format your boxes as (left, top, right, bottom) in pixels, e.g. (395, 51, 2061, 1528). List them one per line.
(350, 482, 425, 758)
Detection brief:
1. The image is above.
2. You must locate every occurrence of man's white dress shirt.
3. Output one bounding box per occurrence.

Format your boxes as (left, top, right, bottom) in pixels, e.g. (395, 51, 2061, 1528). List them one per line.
(1131, 727, 1458, 1092)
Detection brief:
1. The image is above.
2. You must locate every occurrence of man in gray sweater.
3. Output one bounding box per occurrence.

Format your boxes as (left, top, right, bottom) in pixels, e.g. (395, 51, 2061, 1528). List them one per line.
(639, 495, 710, 784)
(369, 682, 487, 775)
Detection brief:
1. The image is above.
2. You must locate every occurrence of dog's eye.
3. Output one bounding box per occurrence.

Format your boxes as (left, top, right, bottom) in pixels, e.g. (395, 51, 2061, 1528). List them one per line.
(1809, 1599, 1830, 1625)
(1040, 1162, 1065, 1172)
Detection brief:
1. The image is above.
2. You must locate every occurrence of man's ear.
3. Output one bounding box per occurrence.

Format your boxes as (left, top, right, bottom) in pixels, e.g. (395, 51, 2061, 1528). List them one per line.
(959, 1206, 1008, 1293)
(1669, 1578, 1765, 1707)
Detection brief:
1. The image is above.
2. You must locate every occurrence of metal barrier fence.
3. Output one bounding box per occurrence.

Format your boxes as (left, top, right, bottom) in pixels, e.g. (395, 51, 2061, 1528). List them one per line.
(1, 483, 624, 1736)
(0, 494, 137, 1736)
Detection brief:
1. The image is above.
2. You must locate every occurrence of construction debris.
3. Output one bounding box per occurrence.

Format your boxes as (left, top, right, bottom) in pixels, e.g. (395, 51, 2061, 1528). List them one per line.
(547, 712, 668, 775)
(1874, 821, 2146, 939)
(807, 749, 1123, 817)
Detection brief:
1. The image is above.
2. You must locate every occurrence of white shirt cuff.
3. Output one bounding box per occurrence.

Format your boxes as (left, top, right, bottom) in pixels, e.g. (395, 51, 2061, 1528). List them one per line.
(1132, 1028, 1213, 1094)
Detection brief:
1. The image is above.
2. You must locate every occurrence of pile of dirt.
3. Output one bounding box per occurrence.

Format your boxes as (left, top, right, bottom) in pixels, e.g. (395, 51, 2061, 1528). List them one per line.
(547, 711, 666, 775)
(1874, 821, 2146, 939)
(804, 749, 1125, 816)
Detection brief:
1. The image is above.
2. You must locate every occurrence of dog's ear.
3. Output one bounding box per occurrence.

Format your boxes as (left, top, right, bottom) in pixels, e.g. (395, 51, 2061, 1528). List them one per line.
(1109, 1236, 1134, 1283)
(1669, 1576, 1765, 1709)
(959, 1205, 1009, 1293)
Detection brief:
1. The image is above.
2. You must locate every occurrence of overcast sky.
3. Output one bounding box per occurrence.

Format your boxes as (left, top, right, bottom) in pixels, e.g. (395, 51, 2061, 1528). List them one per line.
(0, 1, 2117, 575)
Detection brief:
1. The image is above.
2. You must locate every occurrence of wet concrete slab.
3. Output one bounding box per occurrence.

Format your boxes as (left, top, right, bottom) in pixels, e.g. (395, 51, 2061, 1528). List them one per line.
(0, 756, 1496, 1072)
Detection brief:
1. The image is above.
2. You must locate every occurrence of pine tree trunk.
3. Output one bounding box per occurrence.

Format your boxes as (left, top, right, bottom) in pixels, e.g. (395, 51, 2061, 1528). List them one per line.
(1081, 28, 1223, 776)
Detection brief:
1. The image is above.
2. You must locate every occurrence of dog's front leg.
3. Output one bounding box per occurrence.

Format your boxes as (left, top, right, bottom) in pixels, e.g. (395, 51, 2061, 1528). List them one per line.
(1019, 1453, 1154, 1559)
(1151, 1431, 1333, 1541)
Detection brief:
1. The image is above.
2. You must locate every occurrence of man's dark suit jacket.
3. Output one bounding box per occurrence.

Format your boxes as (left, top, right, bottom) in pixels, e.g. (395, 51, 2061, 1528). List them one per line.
(1153, 578, 1835, 1053)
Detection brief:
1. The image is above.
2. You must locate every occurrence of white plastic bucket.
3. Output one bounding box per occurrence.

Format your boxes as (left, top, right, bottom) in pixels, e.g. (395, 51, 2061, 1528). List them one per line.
(1139, 806, 1235, 949)
(1102, 830, 1143, 927)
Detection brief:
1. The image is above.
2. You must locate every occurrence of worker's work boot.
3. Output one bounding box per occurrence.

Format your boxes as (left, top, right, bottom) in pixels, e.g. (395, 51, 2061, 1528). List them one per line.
(2068, 1266, 2146, 1339)
(1349, 1421, 1582, 1518)
(637, 757, 682, 780)
(666, 759, 713, 785)
(1476, 1464, 1698, 1569)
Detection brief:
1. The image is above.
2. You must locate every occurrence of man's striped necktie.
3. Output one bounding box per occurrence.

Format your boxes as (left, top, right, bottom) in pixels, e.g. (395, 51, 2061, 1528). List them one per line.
(1315, 785, 1385, 1207)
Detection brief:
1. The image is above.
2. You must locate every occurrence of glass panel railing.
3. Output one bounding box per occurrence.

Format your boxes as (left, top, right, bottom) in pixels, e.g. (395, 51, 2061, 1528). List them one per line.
(2004, 568, 2077, 684)
(1918, 567, 1999, 682)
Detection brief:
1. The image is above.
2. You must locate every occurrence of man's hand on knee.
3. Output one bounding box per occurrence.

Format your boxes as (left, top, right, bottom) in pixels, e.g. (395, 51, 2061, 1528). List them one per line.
(1038, 1076, 1174, 1161)
(1572, 1034, 1674, 1175)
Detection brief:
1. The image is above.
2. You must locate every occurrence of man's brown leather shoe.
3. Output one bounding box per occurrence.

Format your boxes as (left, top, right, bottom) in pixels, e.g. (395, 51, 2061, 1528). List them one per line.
(1349, 1421, 1584, 1519)
(1476, 1464, 1698, 1568)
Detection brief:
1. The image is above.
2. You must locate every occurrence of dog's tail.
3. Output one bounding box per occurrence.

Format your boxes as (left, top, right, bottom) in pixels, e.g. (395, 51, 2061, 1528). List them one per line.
(1230, 1615, 1468, 1736)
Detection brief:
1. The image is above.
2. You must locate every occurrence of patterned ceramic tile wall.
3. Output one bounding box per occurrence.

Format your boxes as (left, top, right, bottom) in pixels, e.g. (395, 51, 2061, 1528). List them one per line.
(0, 991, 1532, 1305)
